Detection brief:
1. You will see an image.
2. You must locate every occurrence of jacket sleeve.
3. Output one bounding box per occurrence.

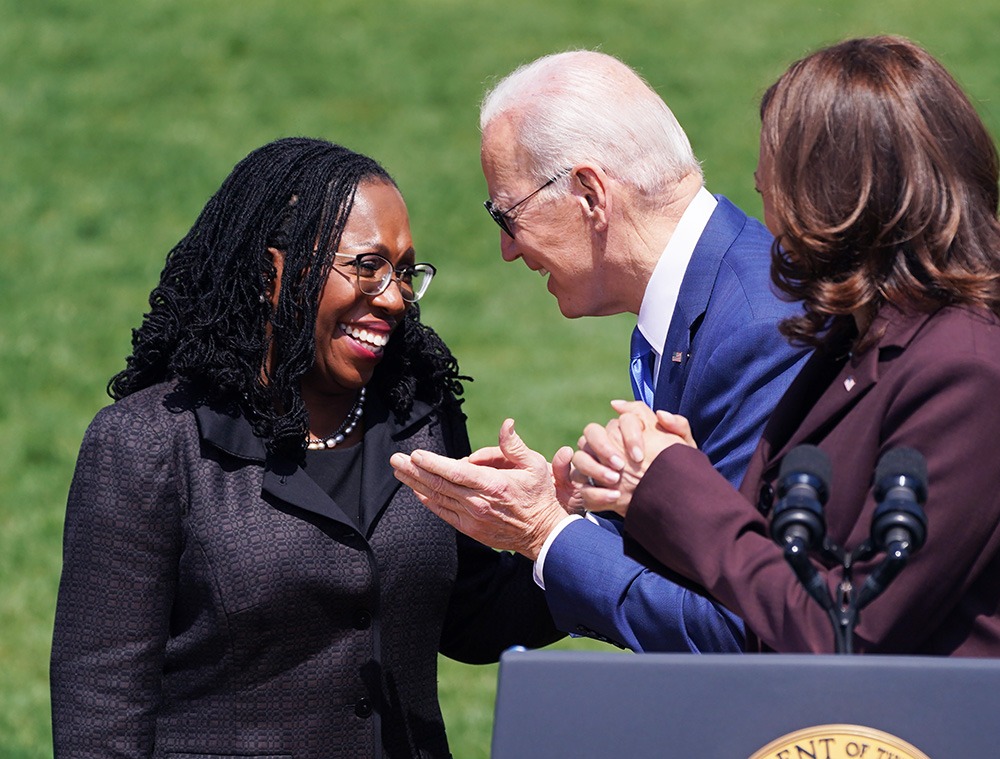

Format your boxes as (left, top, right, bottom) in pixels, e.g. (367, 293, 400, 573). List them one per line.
(51, 403, 184, 758)
(542, 516, 744, 652)
(538, 311, 801, 652)
(627, 351, 1000, 653)
(439, 534, 563, 664)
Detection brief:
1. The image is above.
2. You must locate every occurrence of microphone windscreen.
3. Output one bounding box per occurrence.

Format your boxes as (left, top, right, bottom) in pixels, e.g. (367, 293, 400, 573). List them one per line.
(875, 447, 928, 489)
(779, 444, 833, 489)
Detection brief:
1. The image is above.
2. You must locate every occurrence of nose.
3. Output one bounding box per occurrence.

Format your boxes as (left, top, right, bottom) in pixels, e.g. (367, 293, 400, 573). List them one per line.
(369, 277, 408, 315)
(500, 232, 520, 262)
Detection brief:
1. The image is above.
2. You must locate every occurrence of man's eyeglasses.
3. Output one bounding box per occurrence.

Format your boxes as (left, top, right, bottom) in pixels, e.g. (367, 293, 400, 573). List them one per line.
(333, 253, 436, 303)
(483, 168, 571, 238)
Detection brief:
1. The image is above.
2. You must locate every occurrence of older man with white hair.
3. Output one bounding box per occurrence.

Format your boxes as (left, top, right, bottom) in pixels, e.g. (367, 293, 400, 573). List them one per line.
(392, 51, 809, 652)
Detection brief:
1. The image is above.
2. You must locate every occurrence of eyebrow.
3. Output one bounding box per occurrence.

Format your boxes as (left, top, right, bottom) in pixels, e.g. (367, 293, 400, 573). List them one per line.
(339, 241, 417, 263)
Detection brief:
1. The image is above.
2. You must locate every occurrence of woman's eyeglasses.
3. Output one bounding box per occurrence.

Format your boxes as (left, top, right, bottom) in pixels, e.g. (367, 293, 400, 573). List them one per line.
(333, 253, 436, 303)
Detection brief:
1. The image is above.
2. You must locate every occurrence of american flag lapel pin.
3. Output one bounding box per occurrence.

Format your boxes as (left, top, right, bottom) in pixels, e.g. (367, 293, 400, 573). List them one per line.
(844, 376, 856, 392)
(671, 351, 684, 363)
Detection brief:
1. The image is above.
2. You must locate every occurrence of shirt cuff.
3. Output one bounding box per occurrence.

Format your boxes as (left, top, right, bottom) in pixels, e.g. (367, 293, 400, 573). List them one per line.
(532, 512, 599, 589)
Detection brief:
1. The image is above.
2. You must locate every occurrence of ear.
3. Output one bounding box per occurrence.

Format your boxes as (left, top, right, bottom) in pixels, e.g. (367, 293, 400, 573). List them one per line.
(571, 165, 610, 232)
(265, 247, 284, 309)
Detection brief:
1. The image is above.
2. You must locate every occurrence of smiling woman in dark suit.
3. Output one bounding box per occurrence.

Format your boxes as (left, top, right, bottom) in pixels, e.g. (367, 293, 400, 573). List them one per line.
(50, 138, 560, 758)
(575, 36, 1000, 655)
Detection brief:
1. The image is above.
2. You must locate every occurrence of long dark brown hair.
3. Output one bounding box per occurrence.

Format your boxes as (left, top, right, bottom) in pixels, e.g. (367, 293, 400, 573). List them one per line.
(760, 36, 1000, 352)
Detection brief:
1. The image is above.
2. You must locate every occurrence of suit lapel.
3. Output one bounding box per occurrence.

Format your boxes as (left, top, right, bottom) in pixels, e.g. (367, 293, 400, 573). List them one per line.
(765, 348, 875, 467)
(262, 459, 357, 528)
(357, 396, 434, 536)
(762, 307, 934, 470)
(654, 196, 743, 411)
(196, 393, 434, 535)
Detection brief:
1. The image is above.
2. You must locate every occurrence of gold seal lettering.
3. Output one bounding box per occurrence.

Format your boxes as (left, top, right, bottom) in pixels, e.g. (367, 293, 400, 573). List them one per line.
(747, 724, 931, 759)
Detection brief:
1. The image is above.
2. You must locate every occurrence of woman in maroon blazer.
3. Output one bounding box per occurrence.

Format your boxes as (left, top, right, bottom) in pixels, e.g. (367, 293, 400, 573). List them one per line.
(51, 138, 560, 758)
(575, 37, 1000, 655)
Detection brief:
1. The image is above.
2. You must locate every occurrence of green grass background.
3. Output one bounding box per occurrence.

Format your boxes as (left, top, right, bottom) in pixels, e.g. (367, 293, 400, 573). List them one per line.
(2, 1, 998, 756)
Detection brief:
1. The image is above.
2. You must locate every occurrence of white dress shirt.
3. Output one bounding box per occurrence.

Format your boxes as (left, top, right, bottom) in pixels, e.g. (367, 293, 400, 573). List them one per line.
(635, 186, 718, 382)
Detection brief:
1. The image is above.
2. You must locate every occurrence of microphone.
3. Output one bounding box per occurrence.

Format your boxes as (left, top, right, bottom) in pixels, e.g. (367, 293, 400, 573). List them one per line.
(854, 447, 929, 611)
(771, 445, 833, 611)
(870, 447, 928, 552)
(771, 445, 832, 550)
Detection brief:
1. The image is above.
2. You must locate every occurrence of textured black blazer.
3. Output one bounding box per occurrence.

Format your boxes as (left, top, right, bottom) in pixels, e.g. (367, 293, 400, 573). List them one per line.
(51, 382, 559, 759)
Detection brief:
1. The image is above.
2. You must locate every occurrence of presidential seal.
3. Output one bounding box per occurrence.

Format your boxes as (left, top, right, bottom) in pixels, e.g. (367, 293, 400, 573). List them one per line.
(747, 724, 931, 759)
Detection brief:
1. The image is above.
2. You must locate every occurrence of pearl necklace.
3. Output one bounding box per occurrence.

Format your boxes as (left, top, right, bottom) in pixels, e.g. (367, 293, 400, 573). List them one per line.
(306, 387, 366, 450)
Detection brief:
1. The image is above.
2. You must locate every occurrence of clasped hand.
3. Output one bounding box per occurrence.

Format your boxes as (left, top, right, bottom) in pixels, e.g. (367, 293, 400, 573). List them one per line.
(570, 400, 696, 517)
(389, 404, 696, 558)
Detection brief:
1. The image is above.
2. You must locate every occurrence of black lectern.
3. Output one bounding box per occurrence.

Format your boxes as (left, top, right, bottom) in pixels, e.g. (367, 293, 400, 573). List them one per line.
(491, 650, 1000, 758)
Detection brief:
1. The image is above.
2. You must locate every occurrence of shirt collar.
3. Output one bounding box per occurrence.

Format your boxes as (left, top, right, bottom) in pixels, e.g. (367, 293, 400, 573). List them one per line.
(637, 186, 717, 358)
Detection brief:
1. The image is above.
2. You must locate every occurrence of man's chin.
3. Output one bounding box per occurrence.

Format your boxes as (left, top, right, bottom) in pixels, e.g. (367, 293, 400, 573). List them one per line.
(548, 278, 592, 319)
(554, 296, 586, 319)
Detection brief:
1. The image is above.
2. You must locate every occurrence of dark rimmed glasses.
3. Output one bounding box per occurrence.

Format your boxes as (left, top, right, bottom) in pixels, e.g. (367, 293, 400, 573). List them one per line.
(333, 253, 436, 303)
(483, 168, 572, 238)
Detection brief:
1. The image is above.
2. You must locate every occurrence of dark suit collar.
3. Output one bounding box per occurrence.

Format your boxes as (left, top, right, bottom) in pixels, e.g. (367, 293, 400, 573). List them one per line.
(762, 305, 934, 467)
(194, 398, 268, 462)
(195, 392, 435, 535)
(670, 195, 745, 332)
(654, 195, 747, 409)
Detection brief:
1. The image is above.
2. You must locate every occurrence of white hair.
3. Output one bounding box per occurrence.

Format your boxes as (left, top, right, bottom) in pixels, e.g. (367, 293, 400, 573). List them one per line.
(480, 50, 702, 203)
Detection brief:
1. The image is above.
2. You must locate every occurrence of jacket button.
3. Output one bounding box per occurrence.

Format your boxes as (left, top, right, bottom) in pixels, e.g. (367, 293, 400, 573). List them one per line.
(355, 609, 372, 630)
(355, 697, 373, 718)
(758, 483, 774, 515)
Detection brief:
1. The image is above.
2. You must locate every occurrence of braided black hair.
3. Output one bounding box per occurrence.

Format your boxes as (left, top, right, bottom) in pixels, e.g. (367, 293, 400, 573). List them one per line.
(109, 137, 466, 455)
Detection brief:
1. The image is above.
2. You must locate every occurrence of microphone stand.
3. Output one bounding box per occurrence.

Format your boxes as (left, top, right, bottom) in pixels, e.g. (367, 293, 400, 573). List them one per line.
(789, 537, 916, 654)
(775, 447, 927, 653)
(780, 537, 850, 654)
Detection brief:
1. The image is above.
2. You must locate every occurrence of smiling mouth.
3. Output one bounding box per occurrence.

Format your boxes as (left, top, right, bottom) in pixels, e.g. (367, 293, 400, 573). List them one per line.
(340, 323, 389, 353)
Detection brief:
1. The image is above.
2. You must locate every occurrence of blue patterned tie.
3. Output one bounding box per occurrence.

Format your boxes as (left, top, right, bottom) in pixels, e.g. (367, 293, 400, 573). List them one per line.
(629, 327, 656, 405)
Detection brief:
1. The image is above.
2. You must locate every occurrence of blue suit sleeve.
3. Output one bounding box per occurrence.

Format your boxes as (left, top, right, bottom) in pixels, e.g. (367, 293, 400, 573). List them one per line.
(542, 517, 744, 652)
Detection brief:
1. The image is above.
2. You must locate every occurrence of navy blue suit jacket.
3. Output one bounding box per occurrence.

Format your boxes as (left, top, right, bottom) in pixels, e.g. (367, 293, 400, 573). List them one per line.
(543, 195, 810, 652)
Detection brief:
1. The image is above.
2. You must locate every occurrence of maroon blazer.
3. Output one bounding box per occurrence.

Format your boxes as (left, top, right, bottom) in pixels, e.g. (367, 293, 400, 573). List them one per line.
(625, 305, 1000, 655)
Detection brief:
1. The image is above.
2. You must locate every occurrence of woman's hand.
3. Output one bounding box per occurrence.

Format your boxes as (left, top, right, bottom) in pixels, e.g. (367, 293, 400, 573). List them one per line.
(571, 401, 697, 516)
